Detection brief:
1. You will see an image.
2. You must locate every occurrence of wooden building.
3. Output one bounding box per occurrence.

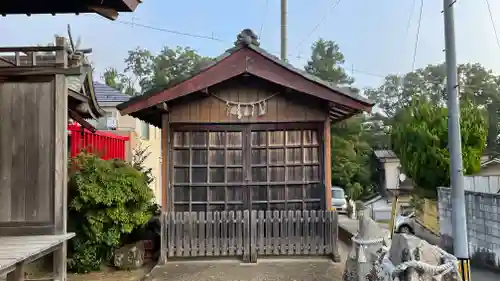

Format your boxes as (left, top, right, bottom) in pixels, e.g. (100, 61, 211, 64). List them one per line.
(0, 37, 105, 280)
(118, 29, 374, 262)
(0, 0, 142, 20)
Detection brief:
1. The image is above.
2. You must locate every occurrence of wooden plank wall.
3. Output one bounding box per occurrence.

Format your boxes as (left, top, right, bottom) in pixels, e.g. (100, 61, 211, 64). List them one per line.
(169, 82, 328, 123)
(0, 80, 55, 235)
(163, 210, 339, 262)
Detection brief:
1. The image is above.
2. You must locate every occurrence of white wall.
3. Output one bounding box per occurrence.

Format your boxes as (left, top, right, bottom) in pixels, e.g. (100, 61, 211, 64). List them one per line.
(383, 161, 401, 190)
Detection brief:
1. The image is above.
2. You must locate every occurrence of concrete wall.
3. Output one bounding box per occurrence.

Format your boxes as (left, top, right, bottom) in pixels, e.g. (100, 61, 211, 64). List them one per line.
(438, 187, 500, 270)
(463, 175, 500, 193)
(383, 161, 400, 191)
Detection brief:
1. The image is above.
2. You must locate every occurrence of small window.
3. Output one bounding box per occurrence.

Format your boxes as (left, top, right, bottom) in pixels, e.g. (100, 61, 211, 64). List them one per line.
(141, 121, 150, 140)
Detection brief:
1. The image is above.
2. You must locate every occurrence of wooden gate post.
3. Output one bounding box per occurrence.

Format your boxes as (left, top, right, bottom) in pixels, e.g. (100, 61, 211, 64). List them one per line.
(331, 211, 341, 262)
(159, 212, 167, 265)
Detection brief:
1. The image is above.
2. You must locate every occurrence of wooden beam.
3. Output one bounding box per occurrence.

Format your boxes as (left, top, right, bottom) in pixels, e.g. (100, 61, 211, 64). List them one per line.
(68, 109, 96, 133)
(52, 74, 68, 281)
(324, 119, 332, 210)
(88, 6, 119, 21)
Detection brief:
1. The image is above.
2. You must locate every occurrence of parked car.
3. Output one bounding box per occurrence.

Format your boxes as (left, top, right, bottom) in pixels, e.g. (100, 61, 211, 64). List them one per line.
(331, 186, 348, 214)
(394, 210, 415, 234)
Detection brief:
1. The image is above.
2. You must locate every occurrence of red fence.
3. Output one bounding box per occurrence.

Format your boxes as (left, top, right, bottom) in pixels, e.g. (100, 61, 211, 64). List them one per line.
(68, 123, 130, 160)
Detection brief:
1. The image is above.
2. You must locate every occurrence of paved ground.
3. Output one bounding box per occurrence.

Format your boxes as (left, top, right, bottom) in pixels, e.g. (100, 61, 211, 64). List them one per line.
(147, 241, 351, 281)
(148, 259, 345, 281)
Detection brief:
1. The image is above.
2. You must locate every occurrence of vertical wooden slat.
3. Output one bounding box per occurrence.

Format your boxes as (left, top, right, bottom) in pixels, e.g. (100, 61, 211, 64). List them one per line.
(0, 82, 13, 222)
(183, 212, 190, 256)
(206, 212, 213, 256)
(272, 210, 279, 255)
(168, 212, 175, 257)
(221, 211, 228, 255)
(257, 210, 265, 255)
(280, 210, 287, 255)
(11, 81, 26, 222)
(198, 211, 206, 256)
(265, 210, 272, 255)
(236, 211, 243, 256)
(214, 211, 221, 256)
(228, 211, 236, 256)
(189, 212, 197, 257)
(243, 210, 250, 262)
(332, 211, 340, 262)
(159, 212, 167, 264)
(310, 210, 317, 254)
(318, 210, 325, 254)
(303, 210, 309, 255)
(250, 210, 257, 262)
(295, 210, 301, 254)
(175, 212, 182, 257)
(287, 210, 294, 255)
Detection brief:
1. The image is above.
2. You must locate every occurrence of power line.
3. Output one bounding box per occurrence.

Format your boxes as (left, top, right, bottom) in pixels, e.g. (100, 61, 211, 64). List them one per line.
(294, 0, 342, 53)
(411, 0, 424, 71)
(259, 0, 269, 38)
(91, 13, 498, 93)
(485, 0, 500, 51)
(91, 15, 228, 43)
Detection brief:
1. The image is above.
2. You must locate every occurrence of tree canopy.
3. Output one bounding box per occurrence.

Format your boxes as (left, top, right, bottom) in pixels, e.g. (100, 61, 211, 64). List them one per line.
(365, 63, 500, 151)
(390, 99, 487, 197)
(304, 39, 376, 200)
(103, 46, 213, 96)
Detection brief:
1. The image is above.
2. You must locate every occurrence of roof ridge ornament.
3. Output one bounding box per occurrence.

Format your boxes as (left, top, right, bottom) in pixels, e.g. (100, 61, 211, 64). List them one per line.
(234, 29, 260, 47)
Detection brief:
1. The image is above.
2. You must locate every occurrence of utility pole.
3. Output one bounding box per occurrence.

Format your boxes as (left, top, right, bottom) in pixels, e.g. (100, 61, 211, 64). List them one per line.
(443, 0, 471, 280)
(280, 0, 287, 61)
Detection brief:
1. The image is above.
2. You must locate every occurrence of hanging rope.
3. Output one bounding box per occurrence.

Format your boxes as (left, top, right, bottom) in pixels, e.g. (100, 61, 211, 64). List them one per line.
(380, 241, 461, 281)
(211, 92, 279, 119)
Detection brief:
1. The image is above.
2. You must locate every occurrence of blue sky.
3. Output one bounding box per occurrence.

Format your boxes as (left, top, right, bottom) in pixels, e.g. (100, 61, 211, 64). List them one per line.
(1, 0, 500, 90)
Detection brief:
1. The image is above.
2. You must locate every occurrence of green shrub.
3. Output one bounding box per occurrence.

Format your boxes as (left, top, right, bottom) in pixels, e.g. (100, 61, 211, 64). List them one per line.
(67, 153, 154, 273)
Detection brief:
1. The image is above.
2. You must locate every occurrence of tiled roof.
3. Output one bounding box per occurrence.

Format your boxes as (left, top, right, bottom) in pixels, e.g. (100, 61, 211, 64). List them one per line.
(93, 81, 131, 106)
(374, 149, 398, 159)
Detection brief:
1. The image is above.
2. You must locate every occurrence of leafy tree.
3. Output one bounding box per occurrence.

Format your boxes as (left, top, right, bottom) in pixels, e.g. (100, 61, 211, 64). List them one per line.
(103, 46, 213, 95)
(304, 39, 376, 200)
(305, 39, 354, 86)
(331, 115, 377, 199)
(365, 63, 500, 150)
(67, 153, 154, 273)
(390, 99, 487, 197)
(102, 67, 137, 96)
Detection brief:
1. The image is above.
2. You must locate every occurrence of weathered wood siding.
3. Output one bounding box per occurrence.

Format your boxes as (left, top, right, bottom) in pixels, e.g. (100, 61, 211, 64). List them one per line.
(163, 210, 339, 262)
(0, 80, 55, 229)
(169, 81, 328, 123)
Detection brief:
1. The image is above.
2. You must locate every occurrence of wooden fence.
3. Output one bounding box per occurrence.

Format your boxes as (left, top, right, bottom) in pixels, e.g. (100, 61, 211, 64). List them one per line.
(160, 210, 339, 262)
(416, 199, 440, 235)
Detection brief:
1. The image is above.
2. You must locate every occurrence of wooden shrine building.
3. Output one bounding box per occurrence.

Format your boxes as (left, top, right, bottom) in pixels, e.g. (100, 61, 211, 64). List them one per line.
(118, 29, 374, 262)
(0, 1, 142, 280)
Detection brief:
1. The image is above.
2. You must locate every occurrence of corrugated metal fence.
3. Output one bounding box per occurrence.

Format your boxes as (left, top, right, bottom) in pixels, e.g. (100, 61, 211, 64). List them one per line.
(161, 210, 340, 262)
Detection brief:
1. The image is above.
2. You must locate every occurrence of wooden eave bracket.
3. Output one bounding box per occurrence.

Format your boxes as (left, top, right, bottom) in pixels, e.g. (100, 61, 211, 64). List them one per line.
(155, 102, 169, 112)
(88, 6, 119, 21)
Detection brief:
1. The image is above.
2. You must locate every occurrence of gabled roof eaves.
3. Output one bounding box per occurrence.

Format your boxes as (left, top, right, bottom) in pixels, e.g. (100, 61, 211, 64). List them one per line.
(117, 42, 374, 114)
